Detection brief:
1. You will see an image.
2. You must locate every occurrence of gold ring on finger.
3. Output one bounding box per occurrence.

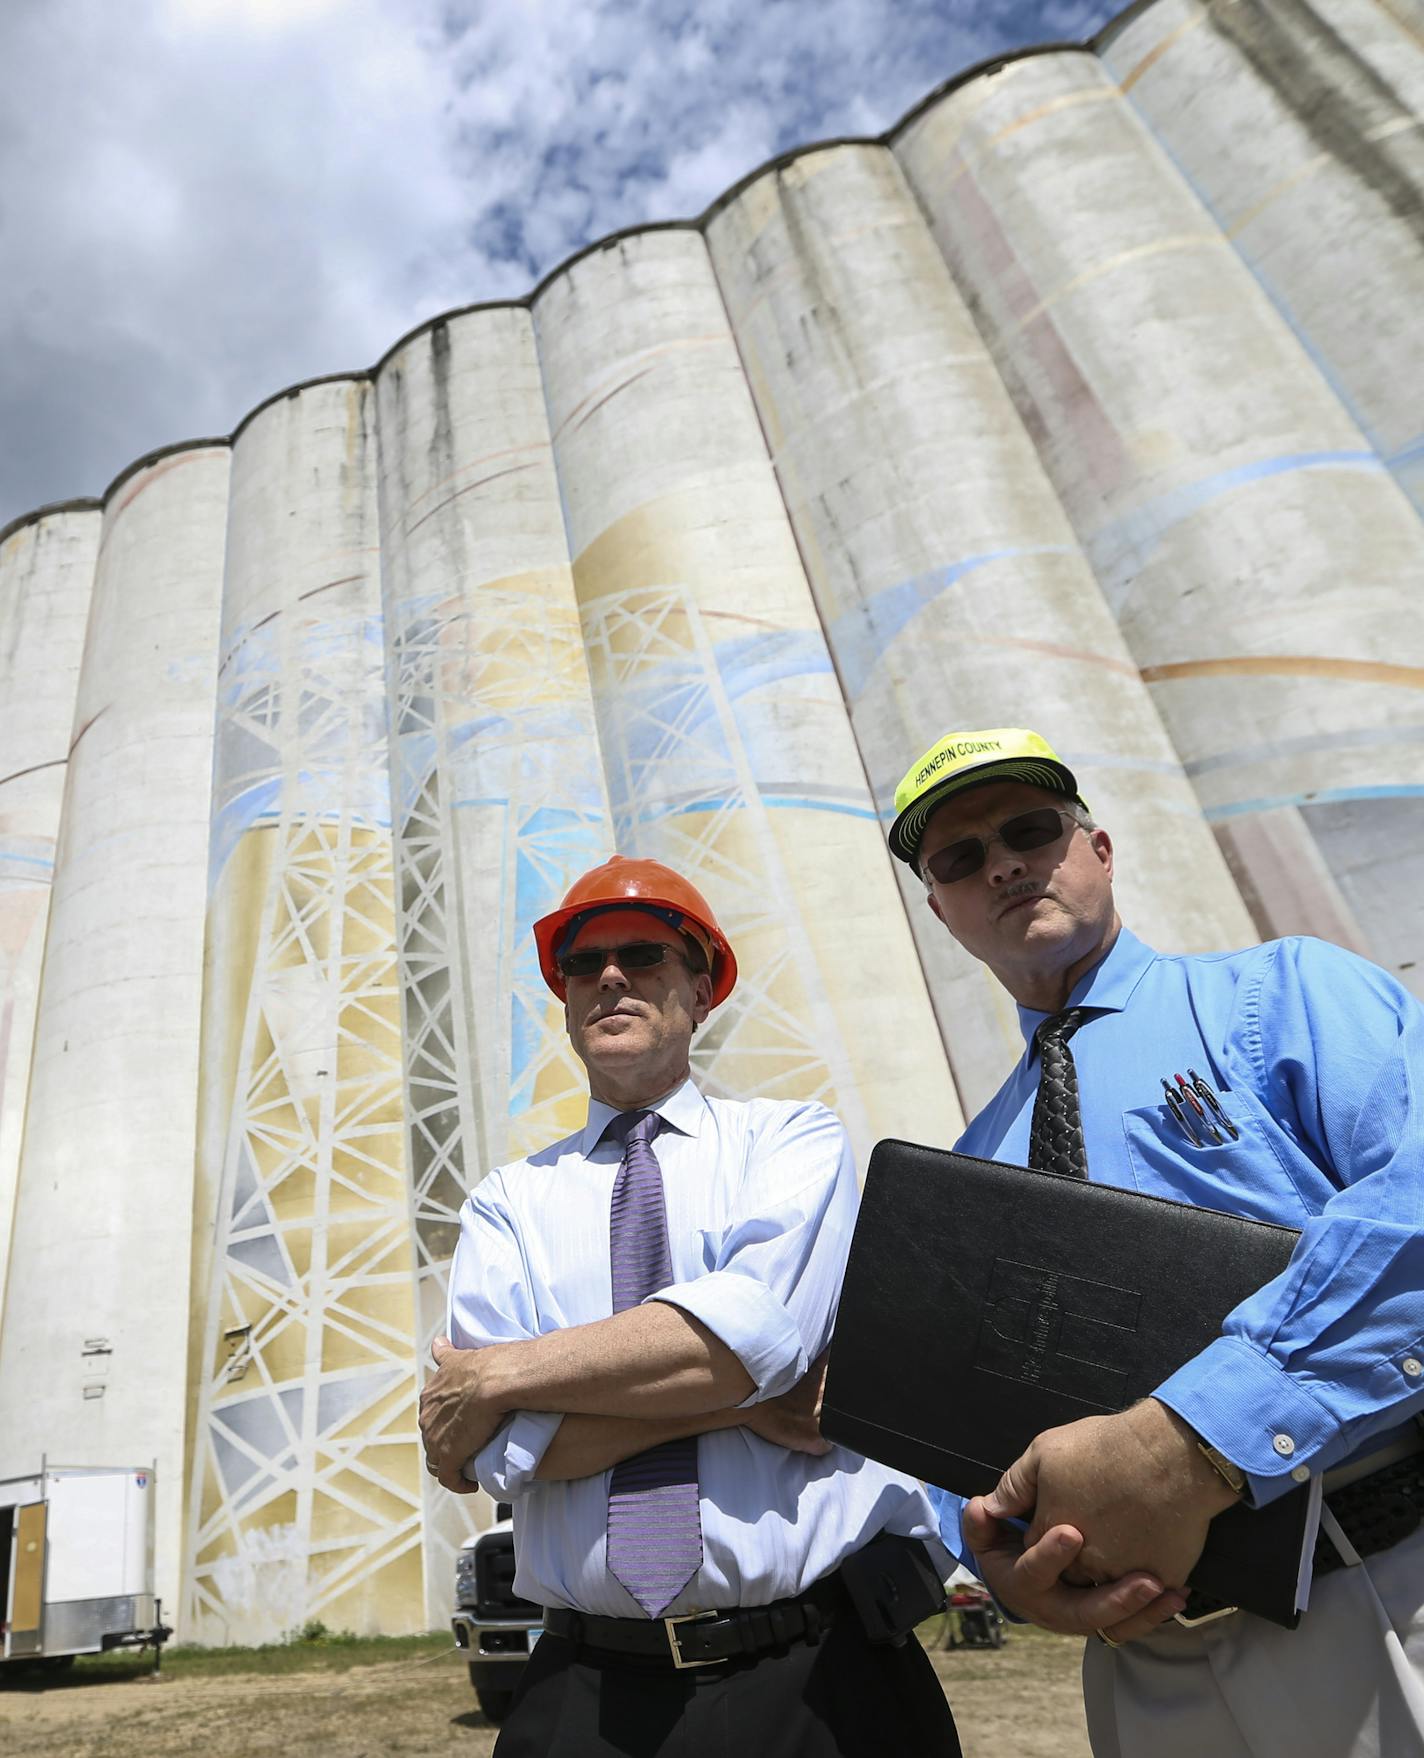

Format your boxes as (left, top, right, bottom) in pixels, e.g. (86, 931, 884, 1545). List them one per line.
(1095, 1629, 1121, 1649)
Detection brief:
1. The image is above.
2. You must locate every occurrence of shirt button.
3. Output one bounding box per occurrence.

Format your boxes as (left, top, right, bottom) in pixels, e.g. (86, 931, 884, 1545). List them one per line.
(1273, 1434, 1296, 1457)
(1403, 1358, 1423, 1378)
(1291, 1465, 1310, 1484)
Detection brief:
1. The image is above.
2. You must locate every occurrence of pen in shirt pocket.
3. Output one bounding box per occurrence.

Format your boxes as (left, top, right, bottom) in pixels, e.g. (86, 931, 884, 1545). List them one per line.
(1160, 1078, 1203, 1147)
(1187, 1068, 1240, 1138)
(1159, 1073, 1238, 1146)
(1172, 1074, 1222, 1144)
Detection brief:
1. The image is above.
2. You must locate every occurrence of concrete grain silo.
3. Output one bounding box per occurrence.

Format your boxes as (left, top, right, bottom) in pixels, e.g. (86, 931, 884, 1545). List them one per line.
(0, 0, 1419, 1643)
(0, 509, 98, 1328)
(0, 448, 228, 1631)
(894, 30, 1424, 981)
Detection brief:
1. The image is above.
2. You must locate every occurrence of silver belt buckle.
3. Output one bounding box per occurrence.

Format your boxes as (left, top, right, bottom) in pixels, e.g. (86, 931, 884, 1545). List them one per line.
(664, 1609, 723, 1669)
(1174, 1603, 1240, 1629)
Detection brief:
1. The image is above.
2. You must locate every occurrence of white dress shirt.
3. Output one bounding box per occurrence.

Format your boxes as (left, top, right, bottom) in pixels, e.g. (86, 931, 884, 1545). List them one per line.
(447, 1076, 948, 1615)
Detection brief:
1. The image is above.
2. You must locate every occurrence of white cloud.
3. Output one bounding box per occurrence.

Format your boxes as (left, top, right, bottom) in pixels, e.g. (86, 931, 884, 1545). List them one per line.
(0, 0, 1115, 528)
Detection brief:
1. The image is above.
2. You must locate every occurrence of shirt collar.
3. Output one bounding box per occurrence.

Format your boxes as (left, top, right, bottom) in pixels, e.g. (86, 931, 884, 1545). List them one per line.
(578, 1074, 709, 1155)
(1016, 924, 1158, 1048)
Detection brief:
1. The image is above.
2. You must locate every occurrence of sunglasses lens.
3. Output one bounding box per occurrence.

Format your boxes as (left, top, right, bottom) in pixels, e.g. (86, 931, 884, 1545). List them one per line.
(618, 942, 667, 969)
(557, 942, 670, 978)
(924, 810, 1068, 884)
(927, 839, 985, 885)
(1000, 809, 1065, 852)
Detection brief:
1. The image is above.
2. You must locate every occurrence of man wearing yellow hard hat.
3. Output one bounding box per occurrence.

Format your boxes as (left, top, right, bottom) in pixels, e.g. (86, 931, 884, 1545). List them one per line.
(419, 855, 961, 1757)
(888, 727, 1424, 1758)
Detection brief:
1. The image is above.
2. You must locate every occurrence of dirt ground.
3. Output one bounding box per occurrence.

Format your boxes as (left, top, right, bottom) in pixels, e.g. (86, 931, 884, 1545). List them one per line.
(0, 1626, 1091, 1758)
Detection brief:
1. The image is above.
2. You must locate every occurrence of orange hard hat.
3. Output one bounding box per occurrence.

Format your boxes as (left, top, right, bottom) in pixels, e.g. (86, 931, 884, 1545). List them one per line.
(533, 855, 737, 1008)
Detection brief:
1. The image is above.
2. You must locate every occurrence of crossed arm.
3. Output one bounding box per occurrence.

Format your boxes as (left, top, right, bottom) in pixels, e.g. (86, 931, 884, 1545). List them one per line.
(419, 1300, 830, 1490)
(420, 1108, 1201, 1643)
(418, 1307, 1185, 1642)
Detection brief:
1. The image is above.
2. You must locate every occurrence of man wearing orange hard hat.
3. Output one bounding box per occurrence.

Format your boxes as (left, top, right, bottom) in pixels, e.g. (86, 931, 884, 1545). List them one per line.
(420, 855, 960, 1758)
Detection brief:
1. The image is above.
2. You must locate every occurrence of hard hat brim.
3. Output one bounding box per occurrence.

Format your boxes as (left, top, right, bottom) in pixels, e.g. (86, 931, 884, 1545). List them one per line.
(889, 756, 1080, 866)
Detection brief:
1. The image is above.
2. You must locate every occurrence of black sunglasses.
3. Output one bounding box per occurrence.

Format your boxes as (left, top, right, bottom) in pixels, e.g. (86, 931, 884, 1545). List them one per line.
(923, 807, 1075, 885)
(557, 940, 692, 980)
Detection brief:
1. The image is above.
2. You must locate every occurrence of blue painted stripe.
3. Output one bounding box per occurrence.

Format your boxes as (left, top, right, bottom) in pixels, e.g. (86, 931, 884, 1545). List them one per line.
(1208, 784, 1424, 820)
(1187, 725, 1424, 779)
(826, 546, 1075, 702)
(1387, 434, 1424, 470)
(618, 793, 879, 825)
(762, 795, 878, 819)
(1062, 751, 1191, 779)
(1091, 451, 1383, 603)
(0, 851, 55, 869)
(1102, 36, 1393, 457)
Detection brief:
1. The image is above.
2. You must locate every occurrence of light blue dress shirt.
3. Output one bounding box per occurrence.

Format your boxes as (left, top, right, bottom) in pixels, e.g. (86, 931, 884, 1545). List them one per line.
(933, 926, 1424, 1564)
(447, 1077, 949, 1615)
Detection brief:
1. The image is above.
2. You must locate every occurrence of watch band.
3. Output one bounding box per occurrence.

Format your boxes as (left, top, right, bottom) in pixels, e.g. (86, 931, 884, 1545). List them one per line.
(1197, 1440, 1248, 1497)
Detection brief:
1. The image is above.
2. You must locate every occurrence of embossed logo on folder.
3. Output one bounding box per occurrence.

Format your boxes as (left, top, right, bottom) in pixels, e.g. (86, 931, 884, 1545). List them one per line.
(974, 1258, 1141, 1407)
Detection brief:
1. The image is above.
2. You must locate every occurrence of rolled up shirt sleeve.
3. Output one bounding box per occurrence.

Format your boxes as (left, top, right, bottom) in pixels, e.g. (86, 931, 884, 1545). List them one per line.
(652, 1101, 858, 1402)
(1154, 939, 1424, 1502)
(471, 1410, 565, 1499)
(447, 1176, 560, 1496)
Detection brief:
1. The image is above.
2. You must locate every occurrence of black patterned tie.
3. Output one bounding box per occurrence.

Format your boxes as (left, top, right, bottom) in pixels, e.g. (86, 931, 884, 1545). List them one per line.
(1028, 1008, 1089, 1179)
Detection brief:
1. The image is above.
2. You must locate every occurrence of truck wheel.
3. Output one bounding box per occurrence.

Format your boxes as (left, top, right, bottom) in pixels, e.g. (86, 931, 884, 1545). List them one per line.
(473, 1679, 515, 1723)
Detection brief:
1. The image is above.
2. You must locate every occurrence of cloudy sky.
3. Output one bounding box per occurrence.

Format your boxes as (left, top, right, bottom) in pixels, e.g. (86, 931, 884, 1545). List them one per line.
(2, 0, 1116, 530)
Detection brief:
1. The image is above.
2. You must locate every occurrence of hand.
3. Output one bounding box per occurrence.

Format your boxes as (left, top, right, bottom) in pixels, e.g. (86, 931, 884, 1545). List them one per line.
(962, 1496, 1187, 1643)
(984, 1400, 1241, 1590)
(418, 1336, 512, 1493)
(742, 1352, 832, 1455)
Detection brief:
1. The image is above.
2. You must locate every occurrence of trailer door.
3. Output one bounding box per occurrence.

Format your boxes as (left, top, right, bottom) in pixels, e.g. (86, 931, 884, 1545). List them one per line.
(4, 1502, 47, 1659)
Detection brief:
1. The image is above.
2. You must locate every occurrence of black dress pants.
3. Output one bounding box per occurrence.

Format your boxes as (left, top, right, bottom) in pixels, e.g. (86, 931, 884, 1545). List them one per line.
(491, 1610, 961, 1758)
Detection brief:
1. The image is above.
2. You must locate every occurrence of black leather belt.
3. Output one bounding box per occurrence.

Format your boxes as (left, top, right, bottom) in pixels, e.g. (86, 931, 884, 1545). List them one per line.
(1179, 1441, 1424, 1626)
(1315, 1451, 1424, 1576)
(543, 1570, 845, 1670)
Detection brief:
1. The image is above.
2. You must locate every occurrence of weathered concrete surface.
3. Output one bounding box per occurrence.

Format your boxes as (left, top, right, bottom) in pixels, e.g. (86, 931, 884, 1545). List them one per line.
(1103, 0, 1424, 513)
(0, 447, 228, 1620)
(708, 142, 1255, 1110)
(0, 509, 98, 1327)
(0, 0, 1420, 1647)
(374, 306, 607, 1627)
(896, 47, 1424, 995)
(185, 382, 420, 1646)
(534, 228, 965, 1159)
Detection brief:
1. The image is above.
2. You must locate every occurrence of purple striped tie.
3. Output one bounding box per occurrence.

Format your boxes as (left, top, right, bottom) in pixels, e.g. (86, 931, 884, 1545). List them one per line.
(604, 1109, 703, 1617)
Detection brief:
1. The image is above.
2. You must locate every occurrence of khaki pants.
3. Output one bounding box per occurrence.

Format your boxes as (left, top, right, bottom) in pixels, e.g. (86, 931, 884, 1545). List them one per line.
(1083, 1526, 1424, 1758)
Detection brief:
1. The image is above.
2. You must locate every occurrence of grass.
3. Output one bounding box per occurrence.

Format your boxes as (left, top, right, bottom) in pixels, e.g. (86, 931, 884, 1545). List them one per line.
(51, 1626, 458, 1684)
(23, 1608, 1059, 1691)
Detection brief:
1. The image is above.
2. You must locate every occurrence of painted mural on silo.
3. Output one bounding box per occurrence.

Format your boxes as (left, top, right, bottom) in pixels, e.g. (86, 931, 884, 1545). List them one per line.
(894, 45, 1424, 999)
(184, 385, 421, 1645)
(532, 229, 964, 1160)
(374, 306, 612, 1627)
(706, 143, 1255, 1112)
(0, 0, 1418, 1648)
(0, 510, 98, 1325)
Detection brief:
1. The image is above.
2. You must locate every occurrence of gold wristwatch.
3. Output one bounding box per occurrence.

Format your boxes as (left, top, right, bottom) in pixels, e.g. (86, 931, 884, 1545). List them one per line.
(1197, 1440, 1247, 1497)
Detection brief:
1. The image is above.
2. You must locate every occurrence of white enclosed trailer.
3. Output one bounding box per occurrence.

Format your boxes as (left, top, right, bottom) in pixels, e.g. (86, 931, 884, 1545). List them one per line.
(0, 1464, 169, 1665)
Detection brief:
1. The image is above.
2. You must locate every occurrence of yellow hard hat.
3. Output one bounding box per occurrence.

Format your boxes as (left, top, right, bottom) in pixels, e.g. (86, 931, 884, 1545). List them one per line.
(888, 728, 1084, 865)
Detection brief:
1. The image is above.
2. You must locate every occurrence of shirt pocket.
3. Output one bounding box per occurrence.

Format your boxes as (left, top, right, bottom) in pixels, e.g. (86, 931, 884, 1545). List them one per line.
(1120, 1091, 1313, 1226)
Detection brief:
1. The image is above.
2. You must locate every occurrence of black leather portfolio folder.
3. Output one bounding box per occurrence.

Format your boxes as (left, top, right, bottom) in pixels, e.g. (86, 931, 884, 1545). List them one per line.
(821, 1140, 1315, 1628)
